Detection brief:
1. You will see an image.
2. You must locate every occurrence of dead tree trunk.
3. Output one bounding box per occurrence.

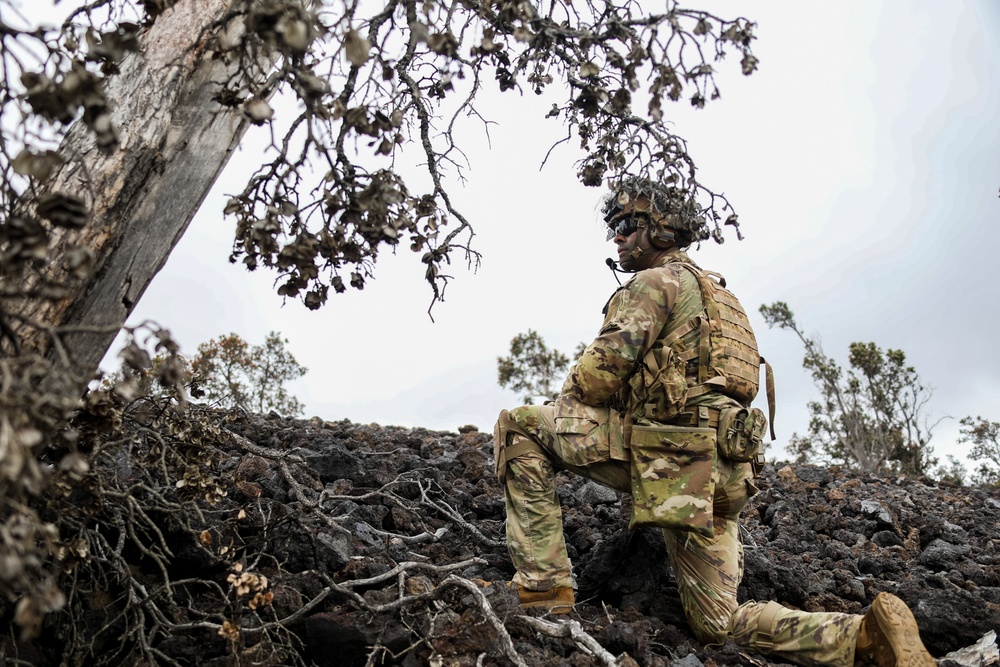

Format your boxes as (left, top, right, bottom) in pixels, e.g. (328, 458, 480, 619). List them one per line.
(9, 0, 275, 376)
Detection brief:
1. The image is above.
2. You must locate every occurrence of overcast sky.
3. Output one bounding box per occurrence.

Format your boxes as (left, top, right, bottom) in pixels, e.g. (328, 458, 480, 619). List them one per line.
(110, 2, 999, 467)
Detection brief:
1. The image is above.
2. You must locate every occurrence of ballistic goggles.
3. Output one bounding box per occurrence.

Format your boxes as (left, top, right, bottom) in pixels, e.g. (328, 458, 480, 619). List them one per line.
(606, 215, 646, 241)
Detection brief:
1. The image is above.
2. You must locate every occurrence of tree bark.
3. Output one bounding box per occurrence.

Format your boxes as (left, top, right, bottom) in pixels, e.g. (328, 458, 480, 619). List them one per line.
(10, 0, 274, 375)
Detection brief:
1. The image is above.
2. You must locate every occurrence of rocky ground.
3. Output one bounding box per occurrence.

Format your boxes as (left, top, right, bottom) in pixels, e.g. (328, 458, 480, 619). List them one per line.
(9, 408, 1000, 666)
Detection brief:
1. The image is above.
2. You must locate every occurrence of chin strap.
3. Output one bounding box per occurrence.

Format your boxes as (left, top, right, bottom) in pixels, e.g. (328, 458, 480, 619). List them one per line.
(628, 236, 671, 266)
(625, 225, 655, 265)
(612, 225, 673, 275)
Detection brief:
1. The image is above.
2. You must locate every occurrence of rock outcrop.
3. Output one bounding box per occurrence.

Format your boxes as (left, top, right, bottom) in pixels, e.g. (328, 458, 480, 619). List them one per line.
(8, 409, 1000, 666)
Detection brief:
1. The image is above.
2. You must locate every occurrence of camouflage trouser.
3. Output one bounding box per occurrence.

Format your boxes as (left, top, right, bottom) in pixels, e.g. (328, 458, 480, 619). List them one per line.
(497, 404, 863, 667)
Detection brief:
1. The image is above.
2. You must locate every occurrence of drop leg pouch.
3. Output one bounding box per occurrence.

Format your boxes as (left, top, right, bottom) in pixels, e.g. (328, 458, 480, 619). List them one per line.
(628, 423, 718, 537)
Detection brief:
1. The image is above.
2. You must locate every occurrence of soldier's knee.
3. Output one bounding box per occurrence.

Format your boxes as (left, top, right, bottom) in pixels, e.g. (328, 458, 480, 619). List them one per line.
(691, 619, 730, 646)
(507, 405, 532, 422)
(495, 409, 542, 482)
(687, 604, 737, 645)
(506, 439, 554, 493)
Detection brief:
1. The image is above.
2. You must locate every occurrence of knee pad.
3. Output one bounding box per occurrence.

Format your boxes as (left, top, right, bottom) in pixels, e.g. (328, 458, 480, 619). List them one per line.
(494, 409, 544, 481)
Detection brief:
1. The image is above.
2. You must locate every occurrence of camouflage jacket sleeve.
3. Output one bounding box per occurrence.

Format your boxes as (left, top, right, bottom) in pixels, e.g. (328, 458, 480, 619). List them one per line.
(561, 266, 680, 407)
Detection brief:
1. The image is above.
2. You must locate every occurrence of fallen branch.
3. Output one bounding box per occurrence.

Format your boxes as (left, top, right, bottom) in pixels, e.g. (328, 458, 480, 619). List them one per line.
(941, 631, 999, 667)
(517, 615, 618, 667)
(278, 460, 352, 536)
(362, 523, 450, 545)
(337, 557, 486, 590)
(224, 427, 305, 463)
(440, 575, 528, 667)
(418, 479, 504, 548)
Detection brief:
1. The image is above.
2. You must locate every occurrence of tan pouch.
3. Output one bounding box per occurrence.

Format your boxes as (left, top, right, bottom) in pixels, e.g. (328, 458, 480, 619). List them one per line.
(717, 407, 767, 463)
(628, 343, 688, 423)
(628, 423, 717, 536)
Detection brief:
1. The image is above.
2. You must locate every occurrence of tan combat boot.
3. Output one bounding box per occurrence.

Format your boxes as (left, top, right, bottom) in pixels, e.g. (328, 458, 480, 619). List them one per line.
(855, 593, 935, 667)
(510, 584, 575, 614)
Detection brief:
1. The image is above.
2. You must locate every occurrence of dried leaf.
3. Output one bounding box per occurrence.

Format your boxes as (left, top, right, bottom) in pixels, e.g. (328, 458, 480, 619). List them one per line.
(120, 342, 152, 372)
(243, 98, 273, 125)
(344, 29, 371, 66)
(17, 429, 43, 448)
(428, 31, 457, 56)
(277, 15, 312, 52)
(11, 149, 64, 181)
(479, 29, 498, 52)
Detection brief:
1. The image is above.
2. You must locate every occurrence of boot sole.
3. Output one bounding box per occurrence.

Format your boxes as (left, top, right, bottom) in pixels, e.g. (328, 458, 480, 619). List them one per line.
(870, 594, 936, 667)
(511, 584, 575, 614)
(519, 600, 573, 613)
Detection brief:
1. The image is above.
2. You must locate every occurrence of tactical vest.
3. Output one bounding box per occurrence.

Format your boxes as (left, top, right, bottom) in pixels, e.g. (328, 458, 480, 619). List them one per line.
(671, 264, 760, 402)
(626, 260, 764, 422)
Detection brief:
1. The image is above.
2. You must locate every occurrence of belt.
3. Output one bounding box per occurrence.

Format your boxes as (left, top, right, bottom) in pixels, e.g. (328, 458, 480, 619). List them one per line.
(671, 406, 721, 429)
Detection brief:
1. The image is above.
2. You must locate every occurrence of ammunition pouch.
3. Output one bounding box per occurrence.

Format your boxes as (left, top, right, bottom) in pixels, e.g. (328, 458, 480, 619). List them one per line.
(627, 343, 688, 423)
(717, 406, 767, 466)
(627, 422, 717, 536)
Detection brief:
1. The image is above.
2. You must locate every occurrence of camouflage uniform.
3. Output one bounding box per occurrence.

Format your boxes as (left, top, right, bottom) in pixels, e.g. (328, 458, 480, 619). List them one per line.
(497, 251, 863, 667)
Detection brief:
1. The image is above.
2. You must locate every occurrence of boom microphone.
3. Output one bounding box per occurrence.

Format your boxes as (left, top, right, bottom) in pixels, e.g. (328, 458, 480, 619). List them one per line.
(606, 257, 622, 285)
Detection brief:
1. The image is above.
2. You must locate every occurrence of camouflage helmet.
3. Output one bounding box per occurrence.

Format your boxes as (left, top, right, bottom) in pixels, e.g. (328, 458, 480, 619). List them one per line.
(601, 177, 709, 249)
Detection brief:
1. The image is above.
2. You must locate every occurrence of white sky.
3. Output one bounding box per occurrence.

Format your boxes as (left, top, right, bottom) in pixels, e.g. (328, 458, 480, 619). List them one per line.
(110, 2, 999, 467)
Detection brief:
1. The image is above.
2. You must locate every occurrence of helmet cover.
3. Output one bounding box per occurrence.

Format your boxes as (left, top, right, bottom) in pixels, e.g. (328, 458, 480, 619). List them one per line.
(601, 177, 709, 248)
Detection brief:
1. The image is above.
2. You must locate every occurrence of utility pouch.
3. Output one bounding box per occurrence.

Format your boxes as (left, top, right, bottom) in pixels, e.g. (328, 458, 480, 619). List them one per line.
(627, 423, 717, 536)
(628, 344, 688, 423)
(717, 407, 767, 463)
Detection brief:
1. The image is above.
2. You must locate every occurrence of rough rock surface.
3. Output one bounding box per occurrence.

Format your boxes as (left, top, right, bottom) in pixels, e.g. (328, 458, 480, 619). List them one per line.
(16, 411, 1000, 665)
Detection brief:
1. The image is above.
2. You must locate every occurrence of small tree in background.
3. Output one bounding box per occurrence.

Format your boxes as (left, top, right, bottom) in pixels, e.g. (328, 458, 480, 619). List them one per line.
(933, 455, 968, 487)
(102, 351, 194, 401)
(760, 301, 937, 476)
(497, 330, 571, 405)
(959, 416, 1000, 485)
(192, 331, 307, 416)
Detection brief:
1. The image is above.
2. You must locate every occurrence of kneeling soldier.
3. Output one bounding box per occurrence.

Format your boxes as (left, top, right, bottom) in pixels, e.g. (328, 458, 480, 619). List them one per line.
(494, 177, 935, 667)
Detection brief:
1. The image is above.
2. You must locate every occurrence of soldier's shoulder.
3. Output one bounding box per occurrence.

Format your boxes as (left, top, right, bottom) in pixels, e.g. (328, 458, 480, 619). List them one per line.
(610, 267, 682, 312)
(629, 263, 685, 291)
